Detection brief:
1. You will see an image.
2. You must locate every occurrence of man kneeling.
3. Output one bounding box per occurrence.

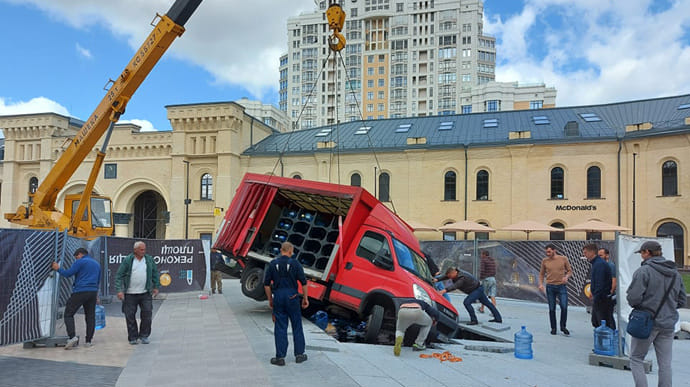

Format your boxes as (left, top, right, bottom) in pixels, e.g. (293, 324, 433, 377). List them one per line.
(394, 299, 439, 356)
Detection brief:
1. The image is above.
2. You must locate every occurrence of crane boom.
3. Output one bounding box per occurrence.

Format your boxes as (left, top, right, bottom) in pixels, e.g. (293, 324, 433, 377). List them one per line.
(5, 0, 202, 237)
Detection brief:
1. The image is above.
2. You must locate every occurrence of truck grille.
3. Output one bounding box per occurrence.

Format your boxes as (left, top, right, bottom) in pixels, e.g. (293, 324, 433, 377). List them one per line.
(437, 304, 457, 320)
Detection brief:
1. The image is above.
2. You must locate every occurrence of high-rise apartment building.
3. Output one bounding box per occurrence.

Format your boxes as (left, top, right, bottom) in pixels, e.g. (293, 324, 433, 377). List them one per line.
(280, 0, 556, 129)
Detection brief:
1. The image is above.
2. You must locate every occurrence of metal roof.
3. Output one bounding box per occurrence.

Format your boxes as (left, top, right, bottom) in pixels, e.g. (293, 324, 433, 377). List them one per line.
(243, 94, 690, 156)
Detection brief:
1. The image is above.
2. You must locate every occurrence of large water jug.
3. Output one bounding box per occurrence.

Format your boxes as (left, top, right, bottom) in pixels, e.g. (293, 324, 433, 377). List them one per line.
(593, 320, 615, 356)
(612, 329, 619, 356)
(95, 304, 106, 330)
(313, 311, 329, 330)
(514, 326, 533, 359)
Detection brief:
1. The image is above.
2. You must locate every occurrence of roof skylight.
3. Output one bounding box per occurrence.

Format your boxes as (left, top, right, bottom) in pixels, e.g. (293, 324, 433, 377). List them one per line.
(532, 116, 550, 125)
(438, 121, 454, 131)
(315, 128, 332, 137)
(483, 118, 498, 128)
(395, 123, 412, 133)
(579, 113, 602, 122)
(354, 126, 371, 135)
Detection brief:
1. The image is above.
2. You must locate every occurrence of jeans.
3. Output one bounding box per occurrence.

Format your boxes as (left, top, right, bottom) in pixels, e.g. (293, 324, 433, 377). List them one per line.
(463, 285, 502, 323)
(546, 284, 568, 330)
(272, 289, 305, 359)
(123, 292, 153, 342)
(64, 291, 98, 342)
(630, 327, 674, 387)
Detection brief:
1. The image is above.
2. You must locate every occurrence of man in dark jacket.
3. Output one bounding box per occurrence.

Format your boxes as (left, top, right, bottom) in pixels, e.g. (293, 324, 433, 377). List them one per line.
(436, 267, 502, 325)
(264, 242, 309, 366)
(115, 241, 160, 345)
(583, 243, 615, 329)
(210, 249, 224, 294)
(51, 248, 101, 349)
(627, 240, 686, 387)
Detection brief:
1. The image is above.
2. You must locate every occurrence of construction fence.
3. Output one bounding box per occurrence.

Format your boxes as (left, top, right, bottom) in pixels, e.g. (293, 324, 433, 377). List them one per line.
(0, 228, 208, 347)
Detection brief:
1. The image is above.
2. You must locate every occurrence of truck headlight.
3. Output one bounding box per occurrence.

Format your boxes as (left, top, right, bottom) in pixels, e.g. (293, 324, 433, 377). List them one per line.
(413, 283, 432, 305)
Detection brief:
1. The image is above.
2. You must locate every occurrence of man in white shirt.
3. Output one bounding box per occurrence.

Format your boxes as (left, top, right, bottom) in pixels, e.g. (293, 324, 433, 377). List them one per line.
(115, 241, 160, 345)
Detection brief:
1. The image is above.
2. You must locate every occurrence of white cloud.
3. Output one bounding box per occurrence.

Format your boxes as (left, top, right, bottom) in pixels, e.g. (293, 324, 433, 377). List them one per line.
(484, 0, 690, 106)
(121, 118, 157, 132)
(7, 0, 317, 100)
(0, 96, 70, 116)
(75, 43, 92, 59)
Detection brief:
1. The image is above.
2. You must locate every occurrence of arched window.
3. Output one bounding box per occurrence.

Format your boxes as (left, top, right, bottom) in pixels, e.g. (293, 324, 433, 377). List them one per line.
(476, 170, 489, 200)
(475, 221, 490, 240)
(550, 167, 564, 199)
(200, 173, 213, 200)
(292, 174, 302, 179)
(657, 222, 684, 267)
(29, 177, 39, 194)
(662, 160, 678, 196)
(442, 221, 456, 241)
(586, 166, 601, 199)
(378, 172, 390, 202)
(550, 222, 565, 240)
(444, 171, 456, 201)
(350, 173, 361, 187)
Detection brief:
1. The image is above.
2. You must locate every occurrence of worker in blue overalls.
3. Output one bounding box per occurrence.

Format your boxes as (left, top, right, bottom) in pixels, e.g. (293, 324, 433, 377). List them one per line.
(263, 241, 309, 366)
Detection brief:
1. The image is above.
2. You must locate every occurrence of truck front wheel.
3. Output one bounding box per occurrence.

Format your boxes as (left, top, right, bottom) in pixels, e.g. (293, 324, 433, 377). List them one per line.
(241, 266, 267, 301)
(364, 304, 384, 343)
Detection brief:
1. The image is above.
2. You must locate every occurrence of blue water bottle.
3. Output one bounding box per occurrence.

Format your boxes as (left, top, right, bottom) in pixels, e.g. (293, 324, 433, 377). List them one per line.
(612, 329, 619, 356)
(313, 311, 329, 330)
(95, 304, 106, 330)
(514, 326, 533, 359)
(593, 320, 615, 356)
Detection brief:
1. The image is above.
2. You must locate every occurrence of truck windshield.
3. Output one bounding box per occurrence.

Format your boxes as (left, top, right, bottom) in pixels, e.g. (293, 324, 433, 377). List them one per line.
(392, 238, 432, 283)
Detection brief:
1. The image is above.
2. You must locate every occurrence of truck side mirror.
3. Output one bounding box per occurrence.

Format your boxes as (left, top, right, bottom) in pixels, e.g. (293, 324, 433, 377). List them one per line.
(372, 250, 393, 271)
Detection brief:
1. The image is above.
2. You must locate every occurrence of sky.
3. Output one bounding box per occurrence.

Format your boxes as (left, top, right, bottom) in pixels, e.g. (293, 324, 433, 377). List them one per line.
(1, 0, 690, 138)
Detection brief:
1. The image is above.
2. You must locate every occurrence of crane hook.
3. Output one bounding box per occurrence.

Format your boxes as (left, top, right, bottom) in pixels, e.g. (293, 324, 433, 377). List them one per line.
(326, 1, 346, 52)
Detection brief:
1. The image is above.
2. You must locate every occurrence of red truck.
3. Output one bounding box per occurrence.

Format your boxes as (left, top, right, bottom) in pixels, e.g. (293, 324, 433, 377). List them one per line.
(213, 173, 458, 343)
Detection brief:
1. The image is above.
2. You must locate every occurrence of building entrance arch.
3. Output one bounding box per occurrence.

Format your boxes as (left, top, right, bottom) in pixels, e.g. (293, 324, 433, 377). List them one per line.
(133, 190, 168, 239)
(656, 221, 685, 267)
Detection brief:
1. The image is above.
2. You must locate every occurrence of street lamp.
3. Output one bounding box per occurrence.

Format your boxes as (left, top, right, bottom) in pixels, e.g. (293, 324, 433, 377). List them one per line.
(632, 153, 637, 235)
(183, 160, 191, 239)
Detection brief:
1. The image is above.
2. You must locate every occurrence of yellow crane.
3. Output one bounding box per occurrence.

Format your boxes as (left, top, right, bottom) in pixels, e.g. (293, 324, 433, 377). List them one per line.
(4, 0, 202, 238)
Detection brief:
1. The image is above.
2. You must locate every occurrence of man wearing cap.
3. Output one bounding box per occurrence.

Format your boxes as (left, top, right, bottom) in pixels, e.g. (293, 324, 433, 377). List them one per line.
(51, 248, 101, 349)
(627, 241, 686, 387)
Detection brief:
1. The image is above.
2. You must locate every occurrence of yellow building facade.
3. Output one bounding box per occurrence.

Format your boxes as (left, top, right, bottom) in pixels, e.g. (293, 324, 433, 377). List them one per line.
(1, 96, 688, 266)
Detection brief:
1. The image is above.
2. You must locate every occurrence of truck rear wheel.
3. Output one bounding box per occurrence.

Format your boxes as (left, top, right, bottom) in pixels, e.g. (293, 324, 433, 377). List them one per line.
(364, 305, 384, 343)
(241, 266, 267, 301)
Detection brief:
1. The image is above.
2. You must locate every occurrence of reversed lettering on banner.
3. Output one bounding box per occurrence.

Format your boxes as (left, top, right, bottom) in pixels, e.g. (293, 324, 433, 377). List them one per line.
(106, 238, 205, 294)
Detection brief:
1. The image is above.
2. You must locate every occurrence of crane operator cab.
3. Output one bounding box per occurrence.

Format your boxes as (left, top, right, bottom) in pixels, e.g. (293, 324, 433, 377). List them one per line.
(64, 193, 113, 237)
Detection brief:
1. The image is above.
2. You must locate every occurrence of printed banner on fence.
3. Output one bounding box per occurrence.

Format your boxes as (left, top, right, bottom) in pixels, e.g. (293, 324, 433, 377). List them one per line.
(106, 238, 206, 294)
(421, 239, 616, 307)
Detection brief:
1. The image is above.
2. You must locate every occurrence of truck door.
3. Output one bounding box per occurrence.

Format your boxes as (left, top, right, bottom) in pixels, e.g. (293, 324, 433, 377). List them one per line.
(214, 182, 278, 256)
(329, 229, 406, 311)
